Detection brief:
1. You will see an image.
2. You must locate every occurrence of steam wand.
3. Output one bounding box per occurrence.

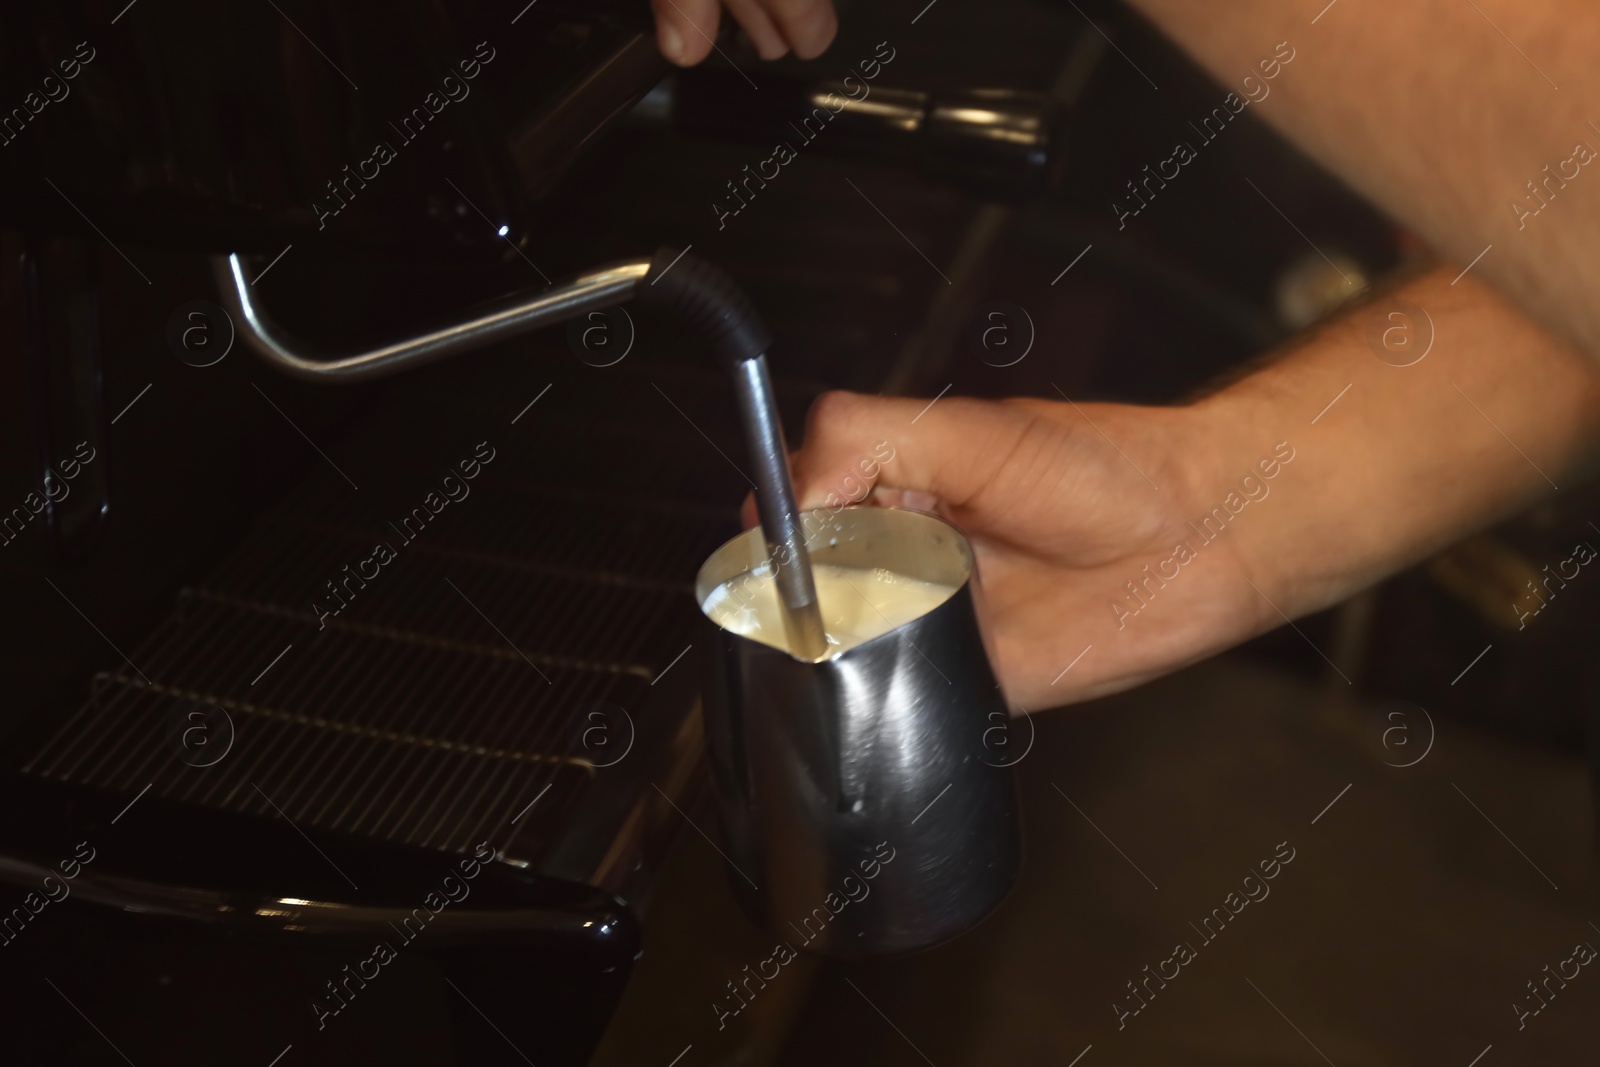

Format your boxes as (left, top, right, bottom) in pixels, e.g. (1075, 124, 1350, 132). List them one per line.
(214, 247, 829, 661)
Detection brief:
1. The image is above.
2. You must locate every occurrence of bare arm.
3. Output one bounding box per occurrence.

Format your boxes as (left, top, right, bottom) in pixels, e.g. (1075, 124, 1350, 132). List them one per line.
(790, 266, 1600, 708)
(1125, 0, 1600, 362)
(1194, 266, 1600, 625)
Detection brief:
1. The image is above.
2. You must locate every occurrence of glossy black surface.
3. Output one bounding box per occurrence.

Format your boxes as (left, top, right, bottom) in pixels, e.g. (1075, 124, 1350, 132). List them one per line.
(22, 237, 111, 560)
(0, 0, 658, 258)
(0, 772, 640, 1064)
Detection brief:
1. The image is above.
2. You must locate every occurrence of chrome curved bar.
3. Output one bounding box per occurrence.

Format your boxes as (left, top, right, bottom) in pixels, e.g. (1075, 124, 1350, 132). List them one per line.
(213, 253, 652, 383)
(0, 852, 628, 942)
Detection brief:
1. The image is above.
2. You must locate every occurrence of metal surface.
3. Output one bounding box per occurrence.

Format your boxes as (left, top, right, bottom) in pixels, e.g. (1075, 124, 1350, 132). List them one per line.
(732, 355, 828, 661)
(696, 506, 1021, 957)
(214, 254, 651, 383)
(673, 75, 1062, 201)
(0, 848, 623, 942)
(22, 382, 732, 878)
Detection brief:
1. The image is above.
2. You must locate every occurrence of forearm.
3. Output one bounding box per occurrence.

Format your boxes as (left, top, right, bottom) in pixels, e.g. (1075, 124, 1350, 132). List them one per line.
(1126, 0, 1600, 360)
(1187, 266, 1600, 623)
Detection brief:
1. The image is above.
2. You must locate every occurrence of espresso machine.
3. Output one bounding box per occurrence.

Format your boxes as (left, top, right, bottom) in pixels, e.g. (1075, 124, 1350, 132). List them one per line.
(0, 2, 1072, 1063)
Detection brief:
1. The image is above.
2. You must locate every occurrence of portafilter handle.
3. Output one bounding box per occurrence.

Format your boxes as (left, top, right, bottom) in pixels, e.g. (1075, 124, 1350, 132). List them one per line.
(214, 247, 829, 661)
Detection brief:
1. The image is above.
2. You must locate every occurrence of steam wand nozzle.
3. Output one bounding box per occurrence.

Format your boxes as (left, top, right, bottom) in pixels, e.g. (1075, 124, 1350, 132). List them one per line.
(640, 248, 828, 661)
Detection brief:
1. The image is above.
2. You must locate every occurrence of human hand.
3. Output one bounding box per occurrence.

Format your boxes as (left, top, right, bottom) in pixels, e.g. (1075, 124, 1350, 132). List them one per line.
(743, 269, 1600, 713)
(650, 0, 838, 66)
(771, 391, 1278, 712)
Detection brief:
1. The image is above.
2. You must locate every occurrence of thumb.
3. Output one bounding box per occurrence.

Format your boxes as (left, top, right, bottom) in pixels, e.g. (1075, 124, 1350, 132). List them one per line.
(790, 390, 1031, 513)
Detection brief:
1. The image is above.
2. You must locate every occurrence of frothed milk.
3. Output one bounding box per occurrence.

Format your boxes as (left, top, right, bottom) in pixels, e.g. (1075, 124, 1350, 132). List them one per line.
(702, 563, 957, 658)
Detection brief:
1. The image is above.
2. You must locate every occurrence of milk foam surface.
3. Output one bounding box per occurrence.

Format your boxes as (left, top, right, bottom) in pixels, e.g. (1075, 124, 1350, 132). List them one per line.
(702, 563, 957, 657)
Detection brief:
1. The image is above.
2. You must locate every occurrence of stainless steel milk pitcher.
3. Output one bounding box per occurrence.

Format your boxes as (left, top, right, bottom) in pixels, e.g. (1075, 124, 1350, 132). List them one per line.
(697, 505, 1023, 957)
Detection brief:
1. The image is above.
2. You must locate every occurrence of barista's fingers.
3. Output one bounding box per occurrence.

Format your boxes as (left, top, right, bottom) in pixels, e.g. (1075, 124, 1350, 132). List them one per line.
(652, 0, 721, 65)
(871, 488, 941, 512)
(791, 390, 1033, 513)
(739, 482, 913, 531)
(724, 0, 790, 59)
(756, 0, 838, 59)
